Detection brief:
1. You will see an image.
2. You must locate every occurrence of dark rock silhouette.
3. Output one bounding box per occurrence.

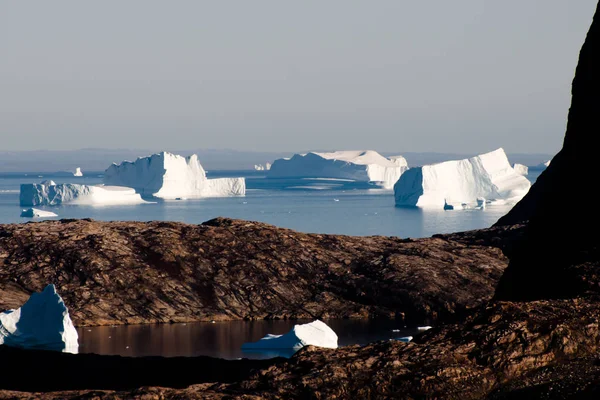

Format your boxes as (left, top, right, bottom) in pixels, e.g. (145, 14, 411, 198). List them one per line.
(494, 2, 600, 301)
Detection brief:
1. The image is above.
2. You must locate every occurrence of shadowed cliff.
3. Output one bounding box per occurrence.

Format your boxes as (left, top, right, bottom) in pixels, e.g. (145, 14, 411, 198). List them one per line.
(494, 2, 600, 301)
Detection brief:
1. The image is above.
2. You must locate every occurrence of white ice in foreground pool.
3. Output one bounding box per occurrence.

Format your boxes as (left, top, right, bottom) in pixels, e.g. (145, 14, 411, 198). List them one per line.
(241, 320, 338, 351)
(394, 148, 531, 209)
(268, 150, 408, 189)
(20, 208, 58, 218)
(103, 151, 246, 199)
(20, 183, 148, 206)
(0, 284, 78, 353)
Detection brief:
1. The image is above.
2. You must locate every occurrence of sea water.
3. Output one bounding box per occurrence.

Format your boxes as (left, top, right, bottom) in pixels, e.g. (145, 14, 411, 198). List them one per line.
(0, 170, 541, 237)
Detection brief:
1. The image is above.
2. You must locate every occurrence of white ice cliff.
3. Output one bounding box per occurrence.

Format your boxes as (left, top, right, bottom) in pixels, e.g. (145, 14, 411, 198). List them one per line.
(103, 152, 246, 199)
(241, 320, 338, 351)
(20, 183, 147, 206)
(0, 284, 78, 353)
(267, 150, 408, 189)
(394, 148, 531, 209)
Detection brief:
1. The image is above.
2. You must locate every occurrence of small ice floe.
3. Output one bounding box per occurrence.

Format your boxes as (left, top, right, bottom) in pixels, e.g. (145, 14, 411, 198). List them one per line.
(418, 326, 433, 332)
(396, 336, 413, 343)
(20, 208, 58, 218)
(392, 329, 401, 333)
(333, 198, 340, 202)
(242, 320, 338, 355)
(242, 201, 248, 204)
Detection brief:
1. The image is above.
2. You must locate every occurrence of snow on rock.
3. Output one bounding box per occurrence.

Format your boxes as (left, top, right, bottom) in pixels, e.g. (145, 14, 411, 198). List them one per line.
(103, 152, 246, 199)
(241, 320, 338, 352)
(74, 167, 83, 177)
(268, 150, 408, 189)
(20, 208, 58, 218)
(0, 284, 78, 353)
(513, 163, 529, 176)
(394, 148, 531, 209)
(20, 183, 147, 206)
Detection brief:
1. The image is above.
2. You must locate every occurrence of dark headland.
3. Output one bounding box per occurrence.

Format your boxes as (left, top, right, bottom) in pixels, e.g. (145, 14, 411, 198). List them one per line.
(2, 2, 600, 399)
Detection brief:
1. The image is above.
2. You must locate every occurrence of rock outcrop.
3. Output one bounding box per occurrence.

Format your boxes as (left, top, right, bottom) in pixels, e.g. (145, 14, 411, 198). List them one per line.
(0, 218, 513, 326)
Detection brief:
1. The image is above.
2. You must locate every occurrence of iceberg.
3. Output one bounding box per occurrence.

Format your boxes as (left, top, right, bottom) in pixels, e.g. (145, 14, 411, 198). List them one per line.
(103, 152, 246, 199)
(40, 180, 57, 186)
(267, 150, 408, 189)
(530, 160, 551, 171)
(0, 284, 78, 353)
(20, 208, 58, 218)
(54, 168, 83, 177)
(394, 148, 531, 209)
(241, 320, 338, 353)
(254, 162, 272, 171)
(20, 183, 147, 206)
(513, 163, 529, 176)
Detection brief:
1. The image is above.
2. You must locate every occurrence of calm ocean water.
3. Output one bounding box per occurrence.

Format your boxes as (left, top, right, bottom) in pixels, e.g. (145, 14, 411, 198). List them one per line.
(0, 170, 541, 237)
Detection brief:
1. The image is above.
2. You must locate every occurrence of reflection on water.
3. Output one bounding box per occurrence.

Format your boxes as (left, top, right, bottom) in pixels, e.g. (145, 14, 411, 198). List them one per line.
(77, 319, 418, 359)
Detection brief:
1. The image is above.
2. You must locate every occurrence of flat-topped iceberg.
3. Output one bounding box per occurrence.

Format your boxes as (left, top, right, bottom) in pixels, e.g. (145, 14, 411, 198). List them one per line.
(0, 284, 78, 353)
(394, 148, 531, 209)
(103, 152, 246, 199)
(20, 208, 58, 218)
(267, 150, 408, 189)
(241, 320, 338, 353)
(20, 183, 147, 206)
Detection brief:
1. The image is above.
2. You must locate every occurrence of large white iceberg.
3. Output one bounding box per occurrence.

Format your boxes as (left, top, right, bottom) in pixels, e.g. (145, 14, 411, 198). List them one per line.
(20, 183, 147, 206)
(103, 152, 246, 199)
(20, 208, 58, 218)
(0, 284, 78, 353)
(241, 320, 338, 352)
(267, 150, 408, 189)
(394, 148, 531, 209)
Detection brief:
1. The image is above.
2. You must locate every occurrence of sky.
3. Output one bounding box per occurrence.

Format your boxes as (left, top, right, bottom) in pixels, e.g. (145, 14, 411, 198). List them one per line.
(0, 1, 597, 154)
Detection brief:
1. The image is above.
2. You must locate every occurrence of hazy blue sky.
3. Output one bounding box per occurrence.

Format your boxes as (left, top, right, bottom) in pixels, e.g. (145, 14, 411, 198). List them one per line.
(1, 1, 596, 154)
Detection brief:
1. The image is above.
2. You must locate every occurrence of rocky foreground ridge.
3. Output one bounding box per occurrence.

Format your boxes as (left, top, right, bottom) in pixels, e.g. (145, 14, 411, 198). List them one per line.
(0, 218, 517, 326)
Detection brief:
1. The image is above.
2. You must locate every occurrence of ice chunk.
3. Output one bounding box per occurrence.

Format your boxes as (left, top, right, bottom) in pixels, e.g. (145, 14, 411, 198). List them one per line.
(396, 336, 413, 342)
(268, 150, 408, 189)
(513, 163, 529, 176)
(241, 320, 338, 352)
(20, 208, 58, 218)
(40, 180, 56, 186)
(74, 167, 83, 177)
(417, 326, 432, 331)
(0, 284, 78, 353)
(20, 183, 148, 206)
(394, 148, 531, 209)
(254, 163, 272, 171)
(103, 151, 245, 199)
